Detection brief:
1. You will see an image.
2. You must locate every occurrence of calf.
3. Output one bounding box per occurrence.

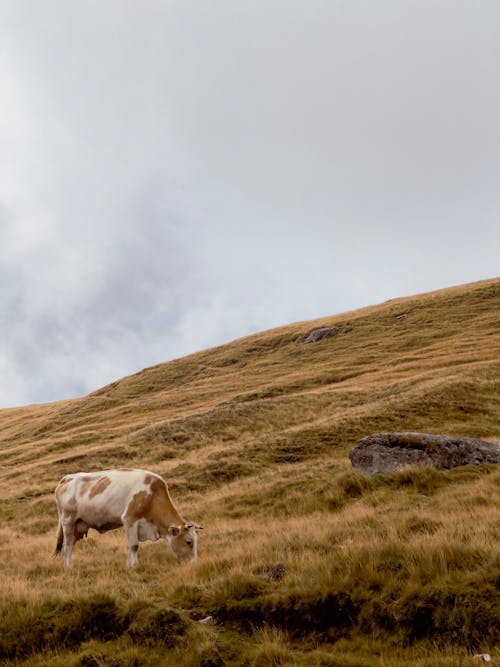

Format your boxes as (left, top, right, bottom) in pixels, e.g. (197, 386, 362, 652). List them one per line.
(54, 468, 200, 568)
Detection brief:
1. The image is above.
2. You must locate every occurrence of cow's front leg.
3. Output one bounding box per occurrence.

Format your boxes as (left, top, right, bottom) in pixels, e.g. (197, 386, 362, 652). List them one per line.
(123, 521, 140, 568)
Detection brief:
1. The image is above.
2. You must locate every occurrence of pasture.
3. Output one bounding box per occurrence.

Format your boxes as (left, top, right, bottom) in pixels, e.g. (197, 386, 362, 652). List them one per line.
(0, 278, 499, 665)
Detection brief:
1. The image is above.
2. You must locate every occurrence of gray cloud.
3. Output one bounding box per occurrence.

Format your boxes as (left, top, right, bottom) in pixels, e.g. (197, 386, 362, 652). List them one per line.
(1, 1, 499, 407)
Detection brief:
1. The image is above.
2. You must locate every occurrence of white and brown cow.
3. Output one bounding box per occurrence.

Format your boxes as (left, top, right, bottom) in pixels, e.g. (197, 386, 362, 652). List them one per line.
(54, 468, 200, 568)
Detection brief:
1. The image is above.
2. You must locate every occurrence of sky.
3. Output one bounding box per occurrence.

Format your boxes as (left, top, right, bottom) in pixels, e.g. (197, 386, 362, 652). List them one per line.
(0, 1, 499, 408)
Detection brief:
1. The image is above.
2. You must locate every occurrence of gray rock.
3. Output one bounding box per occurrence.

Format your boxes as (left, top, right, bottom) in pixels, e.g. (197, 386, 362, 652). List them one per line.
(349, 432, 500, 474)
(297, 327, 337, 344)
(198, 615, 216, 625)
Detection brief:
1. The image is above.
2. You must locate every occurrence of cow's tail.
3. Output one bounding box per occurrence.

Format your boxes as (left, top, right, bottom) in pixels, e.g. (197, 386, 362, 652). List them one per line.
(53, 520, 64, 558)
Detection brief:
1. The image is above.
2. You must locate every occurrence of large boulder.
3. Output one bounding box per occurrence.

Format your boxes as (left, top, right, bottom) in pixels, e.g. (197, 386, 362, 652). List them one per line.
(349, 432, 500, 474)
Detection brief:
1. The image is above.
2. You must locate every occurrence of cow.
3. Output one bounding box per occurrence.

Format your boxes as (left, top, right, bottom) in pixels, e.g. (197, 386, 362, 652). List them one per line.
(53, 468, 200, 568)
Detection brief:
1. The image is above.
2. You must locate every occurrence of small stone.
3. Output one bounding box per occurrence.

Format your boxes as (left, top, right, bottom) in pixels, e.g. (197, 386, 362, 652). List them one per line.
(198, 615, 216, 625)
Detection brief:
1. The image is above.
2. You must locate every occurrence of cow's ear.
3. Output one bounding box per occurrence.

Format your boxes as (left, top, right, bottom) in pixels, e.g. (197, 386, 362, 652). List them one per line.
(168, 525, 181, 537)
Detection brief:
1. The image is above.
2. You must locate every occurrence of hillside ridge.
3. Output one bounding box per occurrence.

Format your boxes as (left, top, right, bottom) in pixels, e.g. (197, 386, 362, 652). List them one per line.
(1, 276, 497, 415)
(1, 276, 498, 497)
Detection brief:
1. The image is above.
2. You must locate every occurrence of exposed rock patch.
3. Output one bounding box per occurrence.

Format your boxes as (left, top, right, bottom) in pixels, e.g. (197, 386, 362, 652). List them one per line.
(349, 432, 500, 474)
(297, 327, 337, 344)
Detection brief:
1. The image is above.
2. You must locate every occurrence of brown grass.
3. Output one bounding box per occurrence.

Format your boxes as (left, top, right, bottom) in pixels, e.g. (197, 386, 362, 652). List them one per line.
(0, 277, 499, 665)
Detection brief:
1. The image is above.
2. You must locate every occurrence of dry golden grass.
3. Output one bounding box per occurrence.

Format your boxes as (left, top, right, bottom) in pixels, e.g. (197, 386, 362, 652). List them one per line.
(0, 278, 499, 665)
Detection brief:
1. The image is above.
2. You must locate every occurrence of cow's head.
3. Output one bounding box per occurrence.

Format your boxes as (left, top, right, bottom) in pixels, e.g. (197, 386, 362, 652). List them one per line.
(166, 523, 200, 563)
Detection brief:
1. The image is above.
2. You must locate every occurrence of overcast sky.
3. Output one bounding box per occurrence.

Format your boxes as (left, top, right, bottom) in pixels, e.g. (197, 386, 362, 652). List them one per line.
(1, 1, 499, 408)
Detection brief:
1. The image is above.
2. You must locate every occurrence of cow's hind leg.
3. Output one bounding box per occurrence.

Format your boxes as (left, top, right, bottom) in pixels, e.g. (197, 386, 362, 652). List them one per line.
(61, 516, 76, 568)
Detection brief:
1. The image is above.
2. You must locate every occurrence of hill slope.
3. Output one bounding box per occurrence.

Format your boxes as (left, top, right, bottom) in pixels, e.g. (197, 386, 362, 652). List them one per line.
(0, 278, 499, 666)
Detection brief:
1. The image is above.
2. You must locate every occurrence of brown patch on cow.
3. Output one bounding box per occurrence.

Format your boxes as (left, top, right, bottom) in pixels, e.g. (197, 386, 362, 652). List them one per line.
(81, 481, 91, 494)
(55, 479, 70, 498)
(77, 475, 94, 496)
(122, 476, 186, 536)
(88, 476, 112, 499)
(150, 477, 168, 496)
(123, 490, 152, 525)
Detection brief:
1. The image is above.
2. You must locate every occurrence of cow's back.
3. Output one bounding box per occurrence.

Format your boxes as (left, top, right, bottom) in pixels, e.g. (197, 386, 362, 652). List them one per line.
(55, 469, 159, 529)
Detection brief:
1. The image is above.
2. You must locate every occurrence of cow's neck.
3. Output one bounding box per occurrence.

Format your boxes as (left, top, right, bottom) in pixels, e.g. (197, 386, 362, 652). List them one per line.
(151, 489, 185, 536)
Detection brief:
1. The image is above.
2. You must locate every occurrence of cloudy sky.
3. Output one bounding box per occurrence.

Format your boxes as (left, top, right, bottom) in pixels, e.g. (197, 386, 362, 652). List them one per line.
(1, 1, 499, 408)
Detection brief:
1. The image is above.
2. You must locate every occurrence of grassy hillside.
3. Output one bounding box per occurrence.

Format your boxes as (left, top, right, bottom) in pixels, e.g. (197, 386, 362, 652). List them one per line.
(0, 278, 499, 666)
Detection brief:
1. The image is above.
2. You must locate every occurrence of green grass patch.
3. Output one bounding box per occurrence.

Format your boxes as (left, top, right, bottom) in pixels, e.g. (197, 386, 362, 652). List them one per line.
(0, 596, 190, 662)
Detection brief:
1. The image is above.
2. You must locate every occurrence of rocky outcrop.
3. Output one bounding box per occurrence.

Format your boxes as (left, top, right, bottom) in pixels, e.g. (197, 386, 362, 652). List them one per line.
(349, 432, 500, 474)
(297, 327, 337, 344)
